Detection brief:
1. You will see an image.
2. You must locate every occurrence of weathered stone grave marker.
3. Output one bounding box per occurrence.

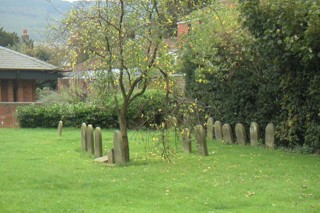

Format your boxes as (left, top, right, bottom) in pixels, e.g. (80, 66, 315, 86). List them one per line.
(58, 121, 63, 136)
(265, 123, 275, 149)
(182, 128, 192, 153)
(214, 121, 223, 141)
(222, 123, 233, 144)
(166, 115, 178, 129)
(250, 122, 259, 146)
(113, 130, 125, 166)
(194, 125, 208, 156)
(235, 123, 247, 145)
(81, 123, 87, 151)
(107, 148, 115, 165)
(87, 124, 94, 154)
(94, 127, 103, 157)
(207, 117, 214, 141)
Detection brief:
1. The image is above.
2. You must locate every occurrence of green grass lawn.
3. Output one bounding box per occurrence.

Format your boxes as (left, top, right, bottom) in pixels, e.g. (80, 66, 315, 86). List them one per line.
(0, 128, 319, 212)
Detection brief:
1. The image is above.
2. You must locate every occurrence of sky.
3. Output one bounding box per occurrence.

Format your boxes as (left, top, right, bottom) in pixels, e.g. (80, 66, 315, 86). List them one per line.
(63, 0, 95, 2)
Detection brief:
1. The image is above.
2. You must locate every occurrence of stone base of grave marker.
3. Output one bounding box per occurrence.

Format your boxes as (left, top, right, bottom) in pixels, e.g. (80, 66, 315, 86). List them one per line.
(58, 121, 63, 136)
(207, 117, 214, 141)
(108, 148, 115, 165)
(113, 131, 125, 166)
(195, 125, 209, 156)
(182, 128, 192, 153)
(94, 156, 109, 163)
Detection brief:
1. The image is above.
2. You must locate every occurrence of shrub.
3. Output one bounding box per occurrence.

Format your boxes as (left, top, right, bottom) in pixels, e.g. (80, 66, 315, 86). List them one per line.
(16, 90, 167, 128)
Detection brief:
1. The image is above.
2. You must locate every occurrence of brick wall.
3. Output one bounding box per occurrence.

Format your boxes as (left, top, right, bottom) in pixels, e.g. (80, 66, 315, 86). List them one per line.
(0, 103, 18, 127)
(0, 80, 37, 128)
(0, 102, 39, 128)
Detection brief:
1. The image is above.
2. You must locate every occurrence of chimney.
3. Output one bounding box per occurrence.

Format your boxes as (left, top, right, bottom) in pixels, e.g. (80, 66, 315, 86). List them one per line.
(177, 21, 190, 38)
(22, 29, 29, 41)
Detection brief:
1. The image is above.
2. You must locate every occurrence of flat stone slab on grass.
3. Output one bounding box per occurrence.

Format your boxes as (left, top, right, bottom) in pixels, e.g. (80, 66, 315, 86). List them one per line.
(94, 156, 109, 163)
(94, 155, 116, 167)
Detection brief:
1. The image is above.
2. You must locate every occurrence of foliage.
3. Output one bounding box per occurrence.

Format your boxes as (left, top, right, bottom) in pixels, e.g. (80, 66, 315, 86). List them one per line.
(57, 0, 179, 161)
(161, 0, 213, 36)
(239, 0, 320, 150)
(179, 1, 320, 151)
(179, 3, 280, 130)
(16, 90, 167, 129)
(1, 128, 320, 212)
(0, 27, 19, 47)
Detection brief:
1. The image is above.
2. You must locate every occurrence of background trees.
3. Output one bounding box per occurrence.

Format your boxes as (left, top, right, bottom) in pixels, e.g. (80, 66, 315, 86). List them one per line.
(0, 27, 19, 47)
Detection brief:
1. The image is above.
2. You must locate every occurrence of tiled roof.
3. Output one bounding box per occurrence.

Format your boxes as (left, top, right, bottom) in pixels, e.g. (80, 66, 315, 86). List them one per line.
(0, 46, 58, 71)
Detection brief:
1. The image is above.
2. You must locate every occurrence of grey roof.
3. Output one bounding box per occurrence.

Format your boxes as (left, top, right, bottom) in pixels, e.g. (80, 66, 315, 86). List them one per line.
(0, 46, 58, 71)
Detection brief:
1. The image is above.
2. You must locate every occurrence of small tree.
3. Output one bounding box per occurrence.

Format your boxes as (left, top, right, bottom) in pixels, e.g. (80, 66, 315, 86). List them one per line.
(0, 27, 19, 47)
(57, 0, 179, 162)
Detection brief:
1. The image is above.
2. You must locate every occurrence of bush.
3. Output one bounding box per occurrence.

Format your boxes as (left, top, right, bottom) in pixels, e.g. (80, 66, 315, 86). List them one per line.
(16, 90, 167, 128)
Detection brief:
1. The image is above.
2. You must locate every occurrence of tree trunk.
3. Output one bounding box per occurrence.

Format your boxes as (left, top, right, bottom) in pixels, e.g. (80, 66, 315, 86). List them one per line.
(118, 112, 130, 162)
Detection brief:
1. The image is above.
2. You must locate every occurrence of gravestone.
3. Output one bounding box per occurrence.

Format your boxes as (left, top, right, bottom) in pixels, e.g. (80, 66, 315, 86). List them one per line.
(166, 116, 178, 129)
(108, 148, 115, 164)
(94, 127, 103, 157)
(113, 130, 125, 166)
(265, 123, 275, 149)
(222, 123, 233, 144)
(81, 123, 87, 151)
(87, 124, 94, 154)
(214, 121, 223, 141)
(207, 117, 214, 141)
(182, 128, 192, 153)
(235, 123, 247, 145)
(250, 122, 259, 146)
(58, 121, 63, 136)
(194, 125, 208, 156)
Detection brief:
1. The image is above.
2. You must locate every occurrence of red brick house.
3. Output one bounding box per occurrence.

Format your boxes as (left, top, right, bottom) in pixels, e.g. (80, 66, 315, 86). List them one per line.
(0, 46, 62, 127)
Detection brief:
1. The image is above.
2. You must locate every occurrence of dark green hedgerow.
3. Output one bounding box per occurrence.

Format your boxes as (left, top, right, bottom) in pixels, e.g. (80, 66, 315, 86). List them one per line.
(16, 90, 167, 128)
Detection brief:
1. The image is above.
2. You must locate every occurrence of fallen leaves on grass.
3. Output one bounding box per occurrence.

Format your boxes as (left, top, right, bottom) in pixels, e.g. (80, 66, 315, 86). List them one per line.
(245, 191, 256, 197)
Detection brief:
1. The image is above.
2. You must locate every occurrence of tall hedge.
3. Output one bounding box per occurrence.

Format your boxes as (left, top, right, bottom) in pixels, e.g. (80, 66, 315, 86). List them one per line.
(179, 1, 320, 151)
(239, 0, 320, 149)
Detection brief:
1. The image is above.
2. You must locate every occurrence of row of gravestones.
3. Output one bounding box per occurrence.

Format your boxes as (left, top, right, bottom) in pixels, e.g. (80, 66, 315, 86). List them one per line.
(76, 119, 274, 163)
(80, 123, 126, 166)
(181, 119, 275, 157)
(206, 118, 275, 148)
